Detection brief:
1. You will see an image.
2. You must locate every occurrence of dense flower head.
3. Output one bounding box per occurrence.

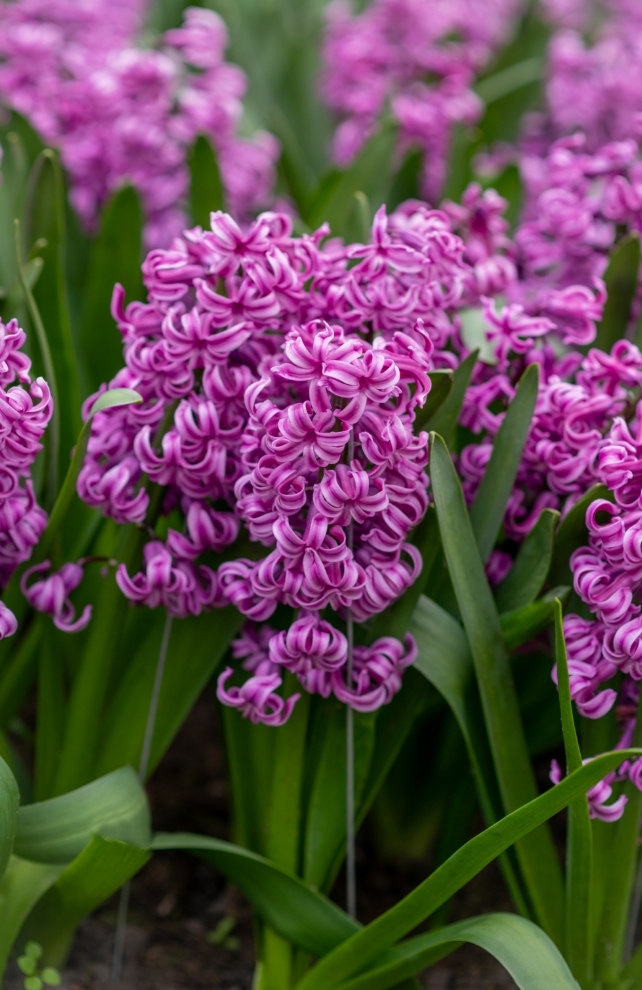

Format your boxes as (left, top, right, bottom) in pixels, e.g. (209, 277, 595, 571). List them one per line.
(76, 204, 479, 722)
(321, 0, 523, 200)
(0, 2, 278, 246)
(458, 339, 642, 542)
(0, 317, 54, 637)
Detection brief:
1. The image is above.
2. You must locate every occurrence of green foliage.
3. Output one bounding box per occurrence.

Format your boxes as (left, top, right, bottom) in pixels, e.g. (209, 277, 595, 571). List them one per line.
(189, 135, 226, 226)
(593, 234, 641, 353)
(80, 186, 145, 396)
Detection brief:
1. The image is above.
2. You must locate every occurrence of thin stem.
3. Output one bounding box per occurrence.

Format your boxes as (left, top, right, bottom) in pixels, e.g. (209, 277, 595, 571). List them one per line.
(346, 606, 356, 920)
(345, 428, 356, 919)
(625, 851, 642, 963)
(110, 613, 173, 983)
(139, 613, 173, 783)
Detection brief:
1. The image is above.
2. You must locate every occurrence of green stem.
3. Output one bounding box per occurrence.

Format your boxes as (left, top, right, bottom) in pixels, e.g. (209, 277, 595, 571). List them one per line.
(594, 689, 642, 985)
(262, 678, 310, 990)
(34, 625, 66, 800)
(53, 525, 145, 794)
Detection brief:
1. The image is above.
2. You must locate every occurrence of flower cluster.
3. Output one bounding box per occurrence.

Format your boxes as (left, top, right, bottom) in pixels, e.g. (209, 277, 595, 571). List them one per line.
(320, 0, 523, 200)
(0, 317, 53, 637)
(0, 3, 278, 246)
(458, 332, 642, 547)
(75, 203, 478, 720)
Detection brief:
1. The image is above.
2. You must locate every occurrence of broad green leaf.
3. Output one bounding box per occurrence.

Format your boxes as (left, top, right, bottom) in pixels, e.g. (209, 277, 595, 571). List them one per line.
(189, 135, 225, 228)
(499, 594, 565, 653)
(594, 234, 641, 353)
(96, 605, 244, 779)
(623, 941, 642, 986)
(306, 123, 396, 239)
(425, 350, 477, 447)
(20, 836, 150, 967)
(0, 757, 19, 880)
(410, 596, 529, 916)
(265, 681, 311, 987)
(491, 164, 522, 231)
(80, 186, 144, 395)
(33, 626, 66, 801)
(414, 371, 453, 431)
(0, 131, 29, 301)
(303, 701, 377, 893)
(555, 601, 593, 986)
(594, 688, 642, 985)
(53, 523, 146, 794)
(295, 749, 642, 990)
(335, 913, 578, 990)
(151, 831, 359, 958)
(24, 150, 81, 502)
(388, 148, 422, 211)
(495, 509, 558, 612)
(14, 767, 151, 864)
(475, 57, 544, 105)
(549, 485, 611, 587)
(0, 858, 63, 977)
(222, 702, 277, 855)
(470, 363, 539, 562)
(430, 432, 564, 939)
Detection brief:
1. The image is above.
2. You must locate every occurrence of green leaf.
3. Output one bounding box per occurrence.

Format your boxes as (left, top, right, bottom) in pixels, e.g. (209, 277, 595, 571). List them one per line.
(80, 185, 144, 395)
(549, 485, 611, 587)
(594, 687, 642, 985)
(0, 756, 19, 881)
(14, 767, 151, 864)
(469, 363, 539, 562)
(414, 371, 453, 432)
(303, 702, 377, 893)
(96, 605, 244, 779)
(594, 234, 641, 353)
(429, 432, 564, 940)
(0, 858, 63, 977)
(295, 749, 642, 990)
(20, 836, 150, 967)
(555, 600, 593, 986)
(499, 596, 560, 653)
(410, 596, 529, 915)
(17, 955, 36, 975)
(24, 976, 42, 990)
(495, 509, 558, 612)
(425, 350, 477, 447)
(388, 148, 422, 211)
(189, 135, 225, 227)
(151, 832, 359, 959)
(334, 913, 578, 990)
(40, 967, 61, 986)
(306, 122, 396, 239)
(23, 150, 81, 502)
(25, 942, 42, 960)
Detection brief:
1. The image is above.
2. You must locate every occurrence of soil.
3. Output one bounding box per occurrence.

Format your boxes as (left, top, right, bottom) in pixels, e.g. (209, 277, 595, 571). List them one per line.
(5, 691, 522, 990)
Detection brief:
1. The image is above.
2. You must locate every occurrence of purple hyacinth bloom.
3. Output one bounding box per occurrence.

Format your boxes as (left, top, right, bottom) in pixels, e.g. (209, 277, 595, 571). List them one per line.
(0, 3, 278, 246)
(216, 666, 300, 726)
(21, 561, 92, 633)
(331, 634, 417, 712)
(550, 758, 628, 822)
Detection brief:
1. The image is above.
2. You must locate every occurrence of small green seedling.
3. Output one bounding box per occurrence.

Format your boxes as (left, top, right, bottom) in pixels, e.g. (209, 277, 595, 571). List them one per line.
(17, 943, 61, 990)
(206, 916, 240, 951)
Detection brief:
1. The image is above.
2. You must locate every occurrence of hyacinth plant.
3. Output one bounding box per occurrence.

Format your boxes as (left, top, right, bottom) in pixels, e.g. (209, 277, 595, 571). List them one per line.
(0, 2, 642, 990)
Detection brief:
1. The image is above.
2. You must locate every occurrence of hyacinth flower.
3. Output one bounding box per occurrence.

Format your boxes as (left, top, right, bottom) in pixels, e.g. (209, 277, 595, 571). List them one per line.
(73, 202, 481, 724)
(0, 317, 54, 637)
(320, 0, 522, 200)
(0, 4, 278, 245)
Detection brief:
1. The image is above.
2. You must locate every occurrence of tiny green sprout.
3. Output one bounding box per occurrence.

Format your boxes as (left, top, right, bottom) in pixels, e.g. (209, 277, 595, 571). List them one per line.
(41, 968, 61, 987)
(17, 956, 37, 976)
(206, 915, 239, 949)
(17, 944, 60, 990)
